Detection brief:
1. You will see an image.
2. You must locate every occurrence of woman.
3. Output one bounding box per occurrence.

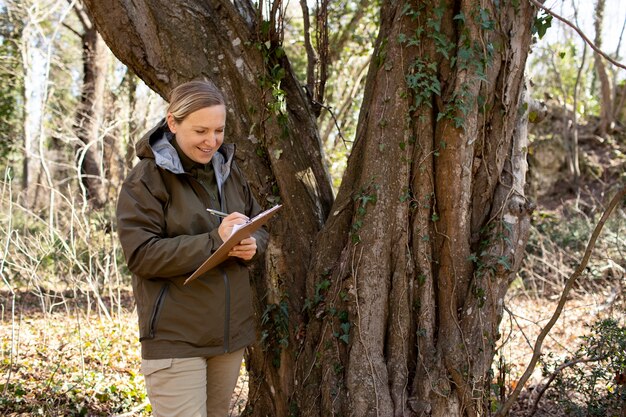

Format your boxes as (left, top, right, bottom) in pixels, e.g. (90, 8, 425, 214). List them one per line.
(116, 80, 268, 417)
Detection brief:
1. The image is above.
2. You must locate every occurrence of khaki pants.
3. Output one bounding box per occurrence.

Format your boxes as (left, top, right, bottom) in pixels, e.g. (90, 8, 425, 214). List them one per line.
(141, 348, 245, 417)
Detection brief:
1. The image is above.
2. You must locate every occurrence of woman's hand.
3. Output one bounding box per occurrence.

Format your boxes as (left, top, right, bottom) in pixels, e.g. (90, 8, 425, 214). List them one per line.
(217, 212, 258, 260)
(217, 212, 248, 241)
(228, 236, 257, 260)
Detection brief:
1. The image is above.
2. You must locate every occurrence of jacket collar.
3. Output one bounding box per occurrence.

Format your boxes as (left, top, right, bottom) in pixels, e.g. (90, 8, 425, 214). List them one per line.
(135, 118, 235, 186)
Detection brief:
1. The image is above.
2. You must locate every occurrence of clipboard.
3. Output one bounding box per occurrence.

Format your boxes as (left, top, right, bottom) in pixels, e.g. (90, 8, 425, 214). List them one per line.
(184, 204, 282, 285)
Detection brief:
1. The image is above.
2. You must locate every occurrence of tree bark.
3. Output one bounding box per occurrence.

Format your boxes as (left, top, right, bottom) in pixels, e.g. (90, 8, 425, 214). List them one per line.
(84, 0, 536, 415)
(296, 2, 535, 416)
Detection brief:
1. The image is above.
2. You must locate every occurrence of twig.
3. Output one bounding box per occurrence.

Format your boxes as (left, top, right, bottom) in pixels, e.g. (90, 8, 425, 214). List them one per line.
(503, 305, 534, 351)
(527, 0, 626, 70)
(495, 184, 626, 417)
(314, 100, 351, 147)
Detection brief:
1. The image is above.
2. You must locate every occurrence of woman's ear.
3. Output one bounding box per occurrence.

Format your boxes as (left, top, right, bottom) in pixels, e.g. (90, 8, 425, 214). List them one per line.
(166, 113, 177, 133)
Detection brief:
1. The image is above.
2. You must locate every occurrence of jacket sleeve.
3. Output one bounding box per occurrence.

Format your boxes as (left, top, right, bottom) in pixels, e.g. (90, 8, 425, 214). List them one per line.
(116, 165, 223, 279)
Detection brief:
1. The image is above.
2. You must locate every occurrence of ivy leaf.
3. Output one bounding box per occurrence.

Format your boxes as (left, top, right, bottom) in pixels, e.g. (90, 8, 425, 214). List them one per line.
(532, 11, 553, 39)
(497, 256, 511, 271)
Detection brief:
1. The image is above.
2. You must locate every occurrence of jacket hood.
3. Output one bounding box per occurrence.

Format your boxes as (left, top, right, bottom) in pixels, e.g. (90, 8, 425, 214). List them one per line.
(135, 118, 235, 185)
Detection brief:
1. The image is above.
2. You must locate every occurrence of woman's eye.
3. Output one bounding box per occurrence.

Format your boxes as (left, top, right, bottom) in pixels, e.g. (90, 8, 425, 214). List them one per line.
(195, 130, 206, 134)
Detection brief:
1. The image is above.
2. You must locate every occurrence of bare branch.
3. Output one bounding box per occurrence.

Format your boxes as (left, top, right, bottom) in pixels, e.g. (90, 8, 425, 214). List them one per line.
(62, 22, 82, 38)
(495, 184, 626, 417)
(527, 0, 626, 70)
(315, 101, 350, 147)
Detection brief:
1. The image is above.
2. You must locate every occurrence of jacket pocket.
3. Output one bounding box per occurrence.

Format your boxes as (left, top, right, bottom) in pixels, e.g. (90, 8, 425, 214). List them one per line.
(140, 282, 169, 341)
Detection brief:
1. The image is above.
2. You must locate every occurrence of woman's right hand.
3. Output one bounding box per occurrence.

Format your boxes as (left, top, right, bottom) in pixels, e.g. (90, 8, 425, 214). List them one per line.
(217, 212, 248, 241)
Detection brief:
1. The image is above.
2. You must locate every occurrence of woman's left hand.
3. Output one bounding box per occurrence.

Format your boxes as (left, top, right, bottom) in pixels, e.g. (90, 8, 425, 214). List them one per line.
(228, 236, 257, 260)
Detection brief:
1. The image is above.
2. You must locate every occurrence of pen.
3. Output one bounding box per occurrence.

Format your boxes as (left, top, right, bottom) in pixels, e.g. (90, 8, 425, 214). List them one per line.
(206, 208, 229, 218)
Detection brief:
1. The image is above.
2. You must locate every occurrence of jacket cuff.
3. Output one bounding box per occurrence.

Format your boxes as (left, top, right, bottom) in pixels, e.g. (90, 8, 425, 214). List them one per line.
(208, 228, 224, 253)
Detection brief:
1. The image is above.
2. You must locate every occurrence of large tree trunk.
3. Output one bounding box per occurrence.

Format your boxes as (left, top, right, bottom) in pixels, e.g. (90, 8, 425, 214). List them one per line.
(296, 2, 535, 416)
(84, 1, 536, 415)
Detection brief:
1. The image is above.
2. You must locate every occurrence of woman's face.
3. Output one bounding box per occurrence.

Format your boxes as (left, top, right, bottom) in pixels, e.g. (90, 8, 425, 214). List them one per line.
(167, 105, 226, 164)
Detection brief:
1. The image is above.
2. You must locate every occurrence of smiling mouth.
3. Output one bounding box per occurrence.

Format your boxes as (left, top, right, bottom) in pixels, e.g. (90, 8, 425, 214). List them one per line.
(198, 147, 213, 153)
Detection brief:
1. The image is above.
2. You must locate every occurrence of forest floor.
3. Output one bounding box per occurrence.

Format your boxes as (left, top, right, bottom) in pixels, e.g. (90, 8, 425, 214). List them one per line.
(0, 282, 622, 416)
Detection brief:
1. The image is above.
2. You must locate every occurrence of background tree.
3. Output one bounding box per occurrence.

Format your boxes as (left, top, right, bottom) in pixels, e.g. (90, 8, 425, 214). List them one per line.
(593, 0, 613, 136)
(82, 0, 538, 415)
(6, 0, 86, 210)
(66, 2, 110, 208)
(286, 0, 379, 189)
(17, 0, 49, 208)
(0, 4, 24, 167)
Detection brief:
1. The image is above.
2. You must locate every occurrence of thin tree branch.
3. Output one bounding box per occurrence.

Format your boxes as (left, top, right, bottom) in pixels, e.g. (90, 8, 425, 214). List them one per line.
(610, 8, 626, 121)
(495, 184, 626, 417)
(269, 0, 283, 43)
(527, 0, 626, 70)
(315, 100, 350, 147)
(62, 22, 82, 38)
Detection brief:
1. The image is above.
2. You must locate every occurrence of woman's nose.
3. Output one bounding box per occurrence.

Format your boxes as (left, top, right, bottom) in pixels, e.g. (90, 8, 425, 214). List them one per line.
(204, 134, 217, 147)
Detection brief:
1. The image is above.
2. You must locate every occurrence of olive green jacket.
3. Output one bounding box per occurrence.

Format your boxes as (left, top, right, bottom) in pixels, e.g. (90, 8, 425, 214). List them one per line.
(116, 121, 268, 359)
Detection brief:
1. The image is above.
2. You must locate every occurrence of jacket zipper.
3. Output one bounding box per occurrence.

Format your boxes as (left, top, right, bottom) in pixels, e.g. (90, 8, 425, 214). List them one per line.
(140, 283, 169, 341)
(220, 267, 231, 353)
(186, 174, 232, 353)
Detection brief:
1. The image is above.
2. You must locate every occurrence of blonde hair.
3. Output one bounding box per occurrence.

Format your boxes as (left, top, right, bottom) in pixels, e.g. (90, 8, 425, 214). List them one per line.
(167, 80, 225, 122)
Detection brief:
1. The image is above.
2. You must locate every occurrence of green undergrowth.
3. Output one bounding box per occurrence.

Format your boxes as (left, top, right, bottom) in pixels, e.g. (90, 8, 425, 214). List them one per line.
(0, 298, 148, 416)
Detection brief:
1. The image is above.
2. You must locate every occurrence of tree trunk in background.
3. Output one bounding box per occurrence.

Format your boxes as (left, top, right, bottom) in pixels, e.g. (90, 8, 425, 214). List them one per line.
(103, 70, 138, 199)
(21, 15, 47, 209)
(124, 72, 139, 172)
(74, 13, 109, 208)
(84, 0, 536, 415)
(594, 0, 612, 136)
